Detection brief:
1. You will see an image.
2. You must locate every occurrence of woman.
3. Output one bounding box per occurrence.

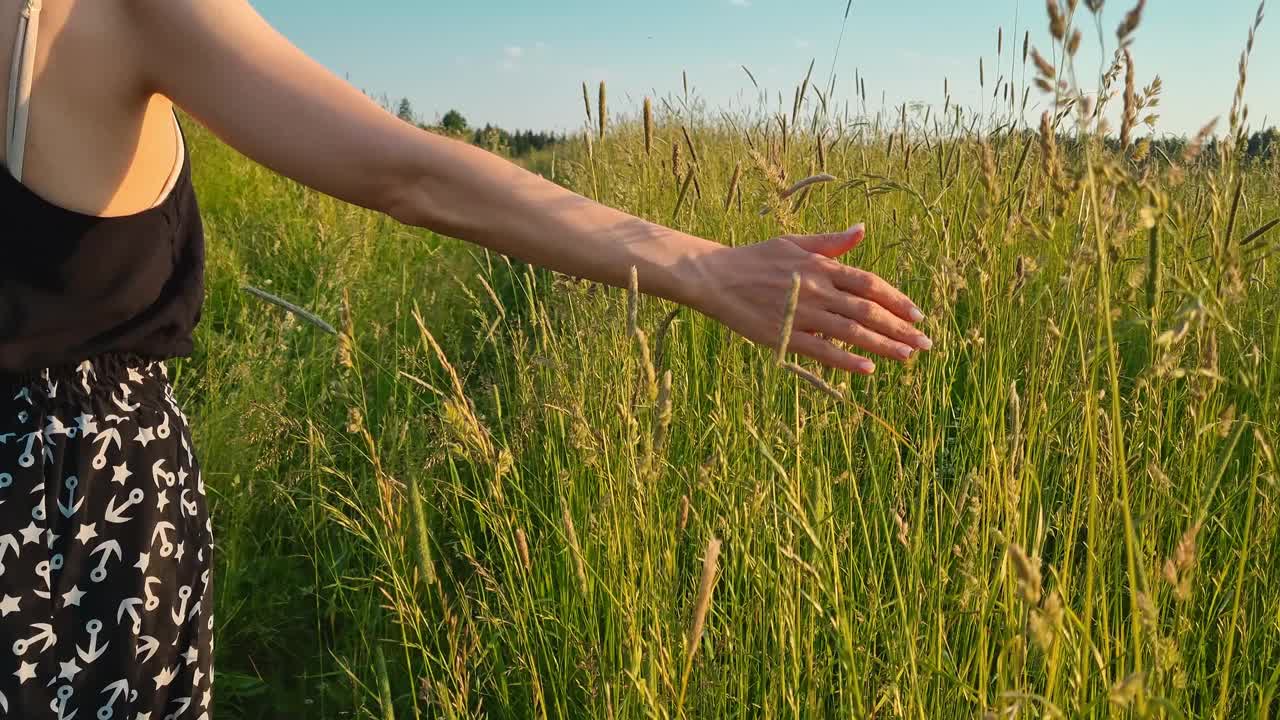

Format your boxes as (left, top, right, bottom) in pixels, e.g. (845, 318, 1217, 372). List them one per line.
(0, 0, 931, 716)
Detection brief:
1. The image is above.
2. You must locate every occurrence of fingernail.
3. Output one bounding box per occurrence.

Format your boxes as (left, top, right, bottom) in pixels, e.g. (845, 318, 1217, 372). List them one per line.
(914, 334, 934, 351)
(895, 345, 913, 360)
(909, 306, 925, 323)
(856, 358, 876, 373)
(847, 222, 865, 235)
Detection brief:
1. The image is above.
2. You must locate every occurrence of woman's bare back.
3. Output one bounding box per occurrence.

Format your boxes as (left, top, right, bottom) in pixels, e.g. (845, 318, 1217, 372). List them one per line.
(0, 0, 180, 217)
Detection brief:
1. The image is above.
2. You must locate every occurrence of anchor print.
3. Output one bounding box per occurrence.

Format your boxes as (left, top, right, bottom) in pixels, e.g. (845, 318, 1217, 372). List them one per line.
(0, 360, 212, 715)
(89, 427, 121, 471)
(89, 540, 122, 582)
(0, 533, 18, 576)
(58, 475, 85, 518)
(97, 677, 137, 720)
(12, 622, 57, 656)
(76, 619, 109, 663)
(104, 488, 145, 524)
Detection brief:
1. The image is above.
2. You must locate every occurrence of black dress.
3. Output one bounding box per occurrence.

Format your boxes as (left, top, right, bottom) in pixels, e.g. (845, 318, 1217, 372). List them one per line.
(0, 3, 214, 716)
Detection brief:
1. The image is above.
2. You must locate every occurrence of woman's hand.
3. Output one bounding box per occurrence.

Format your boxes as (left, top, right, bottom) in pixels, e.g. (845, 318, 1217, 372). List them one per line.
(694, 224, 931, 375)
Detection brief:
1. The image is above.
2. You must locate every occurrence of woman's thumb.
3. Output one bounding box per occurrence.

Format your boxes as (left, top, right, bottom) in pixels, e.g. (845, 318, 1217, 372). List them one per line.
(789, 223, 866, 258)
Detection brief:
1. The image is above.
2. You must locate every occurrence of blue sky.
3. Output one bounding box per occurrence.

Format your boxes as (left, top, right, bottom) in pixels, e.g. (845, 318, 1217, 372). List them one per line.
(253, 1, 1278, 137)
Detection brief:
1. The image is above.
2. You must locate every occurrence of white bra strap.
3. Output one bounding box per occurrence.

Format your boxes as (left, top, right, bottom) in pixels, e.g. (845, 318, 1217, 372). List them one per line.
(6, 0, 41, 181)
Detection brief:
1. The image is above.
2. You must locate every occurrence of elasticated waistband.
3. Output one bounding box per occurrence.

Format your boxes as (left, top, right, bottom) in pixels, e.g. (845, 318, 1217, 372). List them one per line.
(0, 352, 172, 406)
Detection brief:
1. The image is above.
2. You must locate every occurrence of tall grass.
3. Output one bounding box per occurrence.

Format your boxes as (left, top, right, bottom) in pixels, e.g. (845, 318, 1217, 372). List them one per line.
(185, 2, 1280, 717)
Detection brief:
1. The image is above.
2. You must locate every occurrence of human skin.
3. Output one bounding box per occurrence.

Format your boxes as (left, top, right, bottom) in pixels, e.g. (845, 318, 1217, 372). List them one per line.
(7, 0, 933, 374)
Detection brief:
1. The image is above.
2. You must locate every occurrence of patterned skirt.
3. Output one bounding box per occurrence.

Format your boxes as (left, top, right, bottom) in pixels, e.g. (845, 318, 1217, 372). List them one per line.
(0, 356, 213, 719)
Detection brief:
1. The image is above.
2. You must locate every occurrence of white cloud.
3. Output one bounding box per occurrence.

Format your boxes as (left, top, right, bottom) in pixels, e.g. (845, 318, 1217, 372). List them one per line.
(504, 46, 524, 59)
(794, 38, 810, 50)
(729, 0, 750, 6)
(534, 41, 549, 52)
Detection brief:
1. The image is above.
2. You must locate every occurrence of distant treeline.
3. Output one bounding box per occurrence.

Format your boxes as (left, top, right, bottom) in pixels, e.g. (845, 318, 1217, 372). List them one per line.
(389, 95, 1277, 164)
(957, 122, 1279, 165)
(1102, 127, 1280, 163)
(394, 98, 566, 157)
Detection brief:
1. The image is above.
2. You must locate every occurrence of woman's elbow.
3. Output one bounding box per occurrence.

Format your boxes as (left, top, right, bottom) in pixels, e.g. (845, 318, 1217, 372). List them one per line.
(370, 155, 434, 229)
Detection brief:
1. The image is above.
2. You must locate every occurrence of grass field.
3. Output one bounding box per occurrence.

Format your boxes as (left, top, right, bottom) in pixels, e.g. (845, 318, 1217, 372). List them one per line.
(181, 7, 1280, 718)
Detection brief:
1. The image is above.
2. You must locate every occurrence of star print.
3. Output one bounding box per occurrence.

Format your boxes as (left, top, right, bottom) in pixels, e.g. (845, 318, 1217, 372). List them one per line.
(192, 668, 203, 688)
(184, 645, 200, 665)
(136, 552, 150, 573)
(13, 661, 35, 684)
(127, 367, 145, 384)
(175, 541, 185, 562)
(75, 413, 98, 436)
(0, 594, 20, 616)
(135, 426, 156, 446)
(111, 462, 132, 485)
(177, 468, 189, 486)
(19, 520, 42, 544)
(62, 585, 86, 607)
(136, 713, 152, 720)
(45, 529, 59, 547)
(75, 522, 98, 544)
(156, 492, 170, 512)
(58, 658, 81, 681)
(154, 664, 177, 689)
(201, 688, 211, 707)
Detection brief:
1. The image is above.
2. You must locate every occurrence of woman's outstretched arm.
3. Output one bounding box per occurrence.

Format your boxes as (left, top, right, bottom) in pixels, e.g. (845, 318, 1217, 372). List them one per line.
(128, 0, 931, 373)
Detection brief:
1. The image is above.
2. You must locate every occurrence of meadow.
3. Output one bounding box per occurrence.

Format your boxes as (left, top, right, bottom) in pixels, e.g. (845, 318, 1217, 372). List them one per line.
(182, 4, 1280, 718)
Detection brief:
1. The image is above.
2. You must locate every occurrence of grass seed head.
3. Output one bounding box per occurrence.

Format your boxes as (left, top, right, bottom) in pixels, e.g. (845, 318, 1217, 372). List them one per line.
(1029, 591, 1064, 651)
(893, 511, 910, 547)
(1047, 0, 1067, 40)
(1110, 671, 1146, 706)
(1008, 542, 1043, 605)
(338, 287, 356, 370)
(724, 161, 742, 211)
(643, 97, 653, 156)
(1117, 0, 1146, 45)
(562, 507, 588, 594)
(1121, 49, 1137, 148)
(627, 265, 639, 337)
(776, 273, 802, 364)
(649, 370, 674, 477)
(687, 536, 722, 664)
(1031, 48, 1056, 80)
(515, 527, 531, 571)
(598, 81, 607, 140)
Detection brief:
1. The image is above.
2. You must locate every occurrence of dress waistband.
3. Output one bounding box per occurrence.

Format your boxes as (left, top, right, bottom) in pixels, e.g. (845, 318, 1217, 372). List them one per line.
(0, 352, 172, 405)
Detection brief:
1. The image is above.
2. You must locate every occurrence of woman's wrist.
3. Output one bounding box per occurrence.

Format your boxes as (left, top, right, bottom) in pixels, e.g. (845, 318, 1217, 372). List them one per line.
(645, 228, 724, 317)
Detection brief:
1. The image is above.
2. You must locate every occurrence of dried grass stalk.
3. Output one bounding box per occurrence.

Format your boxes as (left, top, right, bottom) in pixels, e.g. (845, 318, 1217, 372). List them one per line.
(598, 81, 607, 140)
(776, 273, 802, 363)
(687, 536, 722, 663)
(779, 173, 837, 200)
(243, 285, 338, 336)
(515, 527, 532, 571)
(643, 97, 654, 156)
(563, 507, 588, 593)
